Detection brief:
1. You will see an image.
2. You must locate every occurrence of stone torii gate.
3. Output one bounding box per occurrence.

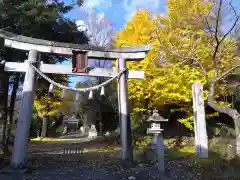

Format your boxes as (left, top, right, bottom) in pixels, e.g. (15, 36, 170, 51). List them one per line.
(0, 30, 150, 168)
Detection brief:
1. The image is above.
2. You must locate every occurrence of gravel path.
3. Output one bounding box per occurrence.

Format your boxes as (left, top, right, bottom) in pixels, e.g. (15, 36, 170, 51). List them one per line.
(0, 136, 170, 180)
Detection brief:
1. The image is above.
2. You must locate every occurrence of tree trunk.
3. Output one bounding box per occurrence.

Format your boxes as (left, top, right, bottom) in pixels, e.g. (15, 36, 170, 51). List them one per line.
(5, 73, 20, 151)
(97, 77, 103, 139)
(36, 130, 40, 138)
(99, 96, 103, 139)
(208, 82, 240, 155)
(233, 119, 240, 155)
(0, 70, 9, 154)
(41, 117, 48, 137)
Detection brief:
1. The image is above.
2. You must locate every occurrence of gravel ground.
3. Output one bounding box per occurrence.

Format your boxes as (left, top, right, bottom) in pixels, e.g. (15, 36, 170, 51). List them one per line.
(164, 157, 237, 180)
(0, 137, 170, 180)
(0, 165, 168, 180)
(2, 135, 236, 180)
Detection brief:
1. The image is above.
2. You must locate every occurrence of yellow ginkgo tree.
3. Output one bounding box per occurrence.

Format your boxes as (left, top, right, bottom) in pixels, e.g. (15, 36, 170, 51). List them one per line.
(154, 0, 240, 155)
(114, 9, 206, 129)
(34, 88, 69, 137)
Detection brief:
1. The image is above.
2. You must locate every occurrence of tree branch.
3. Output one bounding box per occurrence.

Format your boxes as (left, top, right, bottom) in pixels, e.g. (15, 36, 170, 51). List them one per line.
(219, 16, 240, 44)
(215, 0, 222, 44)
(214, 65, 240, 83)
(212, 0, 223, 68)
(212, 0, 240, 81)
(205, 16, 214, 37)
(154, 27, 209, 78)
(157, 43, 209, 78)
(207, 81, 238, 119)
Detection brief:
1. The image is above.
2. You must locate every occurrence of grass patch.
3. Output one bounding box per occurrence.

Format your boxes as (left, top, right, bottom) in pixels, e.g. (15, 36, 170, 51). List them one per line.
(165, 146, 195, 161)
(31, 137, 83, 142)
(82, 147, 121, 153)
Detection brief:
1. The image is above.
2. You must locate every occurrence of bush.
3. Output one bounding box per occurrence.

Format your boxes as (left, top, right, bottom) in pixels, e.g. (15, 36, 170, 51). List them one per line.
(130, 112, 140, 129)
(134, 135, 152, 148)
(208, 123, 235, 138)
(209, 137, 236, 158)
(56, 126, 64, 134)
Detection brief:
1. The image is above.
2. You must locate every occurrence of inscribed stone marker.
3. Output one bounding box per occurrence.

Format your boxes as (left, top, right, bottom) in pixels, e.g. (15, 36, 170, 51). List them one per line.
(192, 83, 208, 158)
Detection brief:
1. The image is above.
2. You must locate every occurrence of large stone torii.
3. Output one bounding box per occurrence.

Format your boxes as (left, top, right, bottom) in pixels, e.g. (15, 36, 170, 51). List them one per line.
(0, 29, 150, 168)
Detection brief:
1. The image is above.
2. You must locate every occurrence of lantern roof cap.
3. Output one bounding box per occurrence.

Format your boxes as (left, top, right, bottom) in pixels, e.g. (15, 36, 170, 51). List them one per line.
(147, 109, 168, 122)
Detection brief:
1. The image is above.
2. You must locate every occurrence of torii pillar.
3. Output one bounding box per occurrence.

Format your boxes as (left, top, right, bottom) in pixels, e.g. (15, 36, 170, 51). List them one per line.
(11, 50, 38, 168)
(118, 58, 133, 162)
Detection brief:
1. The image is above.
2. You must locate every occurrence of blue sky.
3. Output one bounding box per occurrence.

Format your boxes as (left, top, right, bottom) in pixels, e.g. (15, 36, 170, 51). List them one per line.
(62, 0, 167, 87)
(64, 0, 166, 31)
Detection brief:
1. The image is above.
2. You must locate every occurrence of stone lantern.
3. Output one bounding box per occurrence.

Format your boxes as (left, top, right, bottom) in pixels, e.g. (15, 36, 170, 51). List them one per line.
(147, 109, 168, 134)
(146, 109, 168, 172)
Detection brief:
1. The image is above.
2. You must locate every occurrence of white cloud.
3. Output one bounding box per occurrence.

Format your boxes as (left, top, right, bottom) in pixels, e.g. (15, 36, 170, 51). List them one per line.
(76, 20, 87, 31)
(76, 20, 85, 26)
(75, 11, 107, 32)
(82, 0, 163, 22)
(83, 0, 112, 10)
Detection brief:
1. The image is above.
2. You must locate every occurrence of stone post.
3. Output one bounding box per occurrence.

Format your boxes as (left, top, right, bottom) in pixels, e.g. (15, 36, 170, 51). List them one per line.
(192, 82, 208, 158)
